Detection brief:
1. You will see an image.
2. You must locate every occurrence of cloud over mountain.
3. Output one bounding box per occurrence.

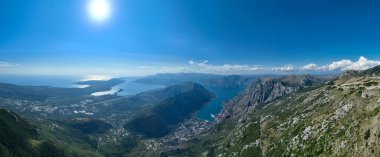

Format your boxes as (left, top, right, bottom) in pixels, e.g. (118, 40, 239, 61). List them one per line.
(303, 56, 380, 71)
(188, 60, 263, 74)
(187, 56, 380, 74)
(1, 57, 378, 76)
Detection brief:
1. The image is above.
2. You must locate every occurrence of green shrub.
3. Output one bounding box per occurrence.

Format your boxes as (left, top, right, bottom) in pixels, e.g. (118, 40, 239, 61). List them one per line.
(364, 129, 371, 140)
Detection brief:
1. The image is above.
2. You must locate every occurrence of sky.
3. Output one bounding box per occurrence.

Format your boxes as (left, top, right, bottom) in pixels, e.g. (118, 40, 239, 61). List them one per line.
(1, 0, 380, 76)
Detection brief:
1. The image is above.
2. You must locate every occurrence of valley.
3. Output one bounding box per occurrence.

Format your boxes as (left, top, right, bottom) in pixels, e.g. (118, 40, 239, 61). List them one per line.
(0, 74, 254, 156)
(2, 1, 379, 156)
(2, 66, 380, 156)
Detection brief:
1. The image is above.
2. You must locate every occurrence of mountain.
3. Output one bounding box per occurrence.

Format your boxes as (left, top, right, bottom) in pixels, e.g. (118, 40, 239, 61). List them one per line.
(124, 82, 215, 138)
(361, 65, 380, 76)
(204, 75, 257, 88)
(217, 75, 334, 121)
(1, 72, 360, 157)
(168, 66, 380, 156)
(64, 118, 112, 134)
(0, 109, 66, 157)
(94, 81, 217, 120)
(134, 73, 258, 88)
(0, 80, 219, 156)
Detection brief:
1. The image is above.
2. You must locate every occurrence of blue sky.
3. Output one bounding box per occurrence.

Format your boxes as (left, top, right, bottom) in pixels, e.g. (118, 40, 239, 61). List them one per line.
(1, 0, 380, 76)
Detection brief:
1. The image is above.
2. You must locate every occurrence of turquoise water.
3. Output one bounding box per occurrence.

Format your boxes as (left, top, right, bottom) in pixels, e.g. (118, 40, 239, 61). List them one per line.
(197, 87, 242, 121)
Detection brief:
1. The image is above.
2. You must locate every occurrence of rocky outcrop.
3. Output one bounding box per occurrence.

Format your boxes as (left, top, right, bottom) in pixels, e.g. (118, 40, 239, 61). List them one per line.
(217, 75, 333, 121)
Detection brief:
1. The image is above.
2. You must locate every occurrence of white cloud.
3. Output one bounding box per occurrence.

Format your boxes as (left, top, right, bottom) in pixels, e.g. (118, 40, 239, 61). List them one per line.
(300, 56, 380, 72)
(302, 63, 318, 70)
(1, 56, 379, 76)
(189, 60, 306, 74)
(188, 60, 209, 66)
(343, 56, 380, 70)
(272, 65, 295, 72)
(187, 60, 305, 74)
(0, 61, 19, 67)
(327, 59, 353, 70)
(187, 56, 380, 75)
(187, 60, 263, 74)
(81, 75, 111, 81)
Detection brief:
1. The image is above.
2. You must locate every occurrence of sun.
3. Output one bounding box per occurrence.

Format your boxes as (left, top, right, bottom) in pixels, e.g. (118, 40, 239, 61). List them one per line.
(87, 0, 112, 23)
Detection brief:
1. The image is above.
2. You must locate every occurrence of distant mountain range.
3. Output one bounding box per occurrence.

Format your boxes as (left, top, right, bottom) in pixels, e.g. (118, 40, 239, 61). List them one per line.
(134, 73, 261, 88)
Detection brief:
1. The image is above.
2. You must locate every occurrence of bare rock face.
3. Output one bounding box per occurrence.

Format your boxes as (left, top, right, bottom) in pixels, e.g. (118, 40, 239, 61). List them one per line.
(217, 75, 332, 121)
(362, 90, 375, 98)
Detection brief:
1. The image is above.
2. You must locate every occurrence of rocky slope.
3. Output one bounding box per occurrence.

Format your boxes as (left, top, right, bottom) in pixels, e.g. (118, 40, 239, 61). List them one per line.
(170, 66, 380, 157)
(217, 75, 333, 121)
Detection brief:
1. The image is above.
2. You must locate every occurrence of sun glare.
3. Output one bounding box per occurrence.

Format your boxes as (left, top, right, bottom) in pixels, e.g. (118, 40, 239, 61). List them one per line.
(87, 0, 112, 23)
(82, 75, 111, 81)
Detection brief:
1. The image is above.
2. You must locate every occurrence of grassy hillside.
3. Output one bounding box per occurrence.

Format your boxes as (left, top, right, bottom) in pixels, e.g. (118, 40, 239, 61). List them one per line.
(0, 109, 66, 157)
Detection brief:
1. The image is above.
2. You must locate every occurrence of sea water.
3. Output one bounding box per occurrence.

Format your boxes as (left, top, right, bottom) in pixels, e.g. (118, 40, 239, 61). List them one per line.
(0, 75, 81, 88)
(197, 87, 242, 121)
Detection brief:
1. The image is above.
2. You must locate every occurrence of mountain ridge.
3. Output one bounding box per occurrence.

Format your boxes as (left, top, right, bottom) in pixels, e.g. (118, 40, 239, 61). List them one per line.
(165, 66, 380, 157)
(217, 74, 334, 121)
(124, 82, 215, 138)
(0, 109, 67, 157)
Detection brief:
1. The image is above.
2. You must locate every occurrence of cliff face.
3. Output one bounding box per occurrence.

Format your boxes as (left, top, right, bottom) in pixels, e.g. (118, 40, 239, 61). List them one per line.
(217, 75, 332, 121)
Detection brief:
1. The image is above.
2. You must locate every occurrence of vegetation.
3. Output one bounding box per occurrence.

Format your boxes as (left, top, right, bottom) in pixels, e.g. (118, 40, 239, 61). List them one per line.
(169, 66, 380, 156)
(125, 83, 214, 138)
(0, 109, 67, 157)
(65, 119, 112, 134)
(364, 129, 371, 140)
(2, 66, 380, 156)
